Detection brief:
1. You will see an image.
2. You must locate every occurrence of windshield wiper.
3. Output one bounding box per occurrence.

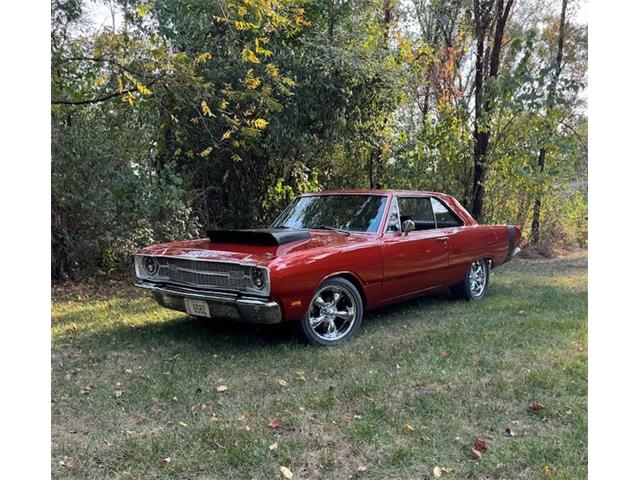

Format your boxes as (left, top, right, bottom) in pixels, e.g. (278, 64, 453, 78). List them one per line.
(314, 225, 350, 236)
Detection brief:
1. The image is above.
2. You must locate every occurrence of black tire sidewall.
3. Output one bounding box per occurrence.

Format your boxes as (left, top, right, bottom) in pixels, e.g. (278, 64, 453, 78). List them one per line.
(300, 277, 363, 346)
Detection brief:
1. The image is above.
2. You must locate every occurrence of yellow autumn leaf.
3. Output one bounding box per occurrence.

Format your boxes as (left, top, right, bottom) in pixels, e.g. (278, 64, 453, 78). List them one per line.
(277, 379, 288, 387)
(241, 48, 260, 64)
(194, 52, 212, 65)
(200, 147, 213, 157)
(221, 130, 233, 140)
(254, 118, 269, 129)
(179, 421, 188, 427)
(93, 75, 108, 87)
(244, 75, 261, 90)
(266, 63, 279, 79)
(122, 92, 134, 106)
(279, 466, 293, 479)
(201, 100, 214, 117)
(136, 82, 152, 95)
(403, 423, 414, 431)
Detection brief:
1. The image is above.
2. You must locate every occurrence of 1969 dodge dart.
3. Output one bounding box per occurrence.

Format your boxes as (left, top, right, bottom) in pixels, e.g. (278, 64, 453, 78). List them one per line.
(135, 190, 522, 345)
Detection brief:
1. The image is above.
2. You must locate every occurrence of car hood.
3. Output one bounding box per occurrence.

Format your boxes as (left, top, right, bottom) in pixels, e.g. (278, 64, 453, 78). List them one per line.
(139, 230, 372, 267)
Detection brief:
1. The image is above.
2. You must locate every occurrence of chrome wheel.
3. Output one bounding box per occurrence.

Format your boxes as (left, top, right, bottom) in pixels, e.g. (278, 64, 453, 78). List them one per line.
(308, 285, 357, 342)
(468, 260, 487, 297)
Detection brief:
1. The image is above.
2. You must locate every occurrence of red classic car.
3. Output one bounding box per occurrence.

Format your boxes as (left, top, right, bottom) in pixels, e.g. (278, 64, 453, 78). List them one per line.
(135, 190, 521, 345)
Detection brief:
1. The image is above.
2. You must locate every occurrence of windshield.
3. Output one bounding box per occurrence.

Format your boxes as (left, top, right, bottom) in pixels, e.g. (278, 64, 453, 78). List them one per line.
(272, 194, 388, 233)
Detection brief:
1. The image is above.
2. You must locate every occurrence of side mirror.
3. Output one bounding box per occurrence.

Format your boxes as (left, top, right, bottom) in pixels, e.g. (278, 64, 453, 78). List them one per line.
(401, 219, 415, 235)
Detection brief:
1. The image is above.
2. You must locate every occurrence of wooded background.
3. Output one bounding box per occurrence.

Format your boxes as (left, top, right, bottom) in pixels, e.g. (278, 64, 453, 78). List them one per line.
(51, 0, 587, 280)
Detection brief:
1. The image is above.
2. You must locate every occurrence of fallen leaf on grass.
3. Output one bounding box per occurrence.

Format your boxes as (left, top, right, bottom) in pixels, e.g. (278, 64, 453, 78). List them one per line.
(295, 371, 307, 382)
(357, 465, 367, 472)
(542, 464, 552, 476)
(474, 437, 487, 451)
(529, 401, 545, 412)
(179, 421, 188, 427)
(504, 427, 515, 437)
(59, 456, 75, 469)
(441, 350, 450, 358)
(160, 457, 171, 467)
(80, 385, 93, 395)
(269, 442, 278, 451)
(471, 447, 482, 460)
(114, 390, 123, 398)
(433, 466, 443, 478)
(403, 423, 414, 431)
(216, 385, 228, 392)
(267, 418, 282, 428)
(277, 379, 289, 387)
(280, 466, 293, 479)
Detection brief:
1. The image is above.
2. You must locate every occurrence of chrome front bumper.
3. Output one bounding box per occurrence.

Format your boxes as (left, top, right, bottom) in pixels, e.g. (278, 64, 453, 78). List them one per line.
(135, 282, 282, 324)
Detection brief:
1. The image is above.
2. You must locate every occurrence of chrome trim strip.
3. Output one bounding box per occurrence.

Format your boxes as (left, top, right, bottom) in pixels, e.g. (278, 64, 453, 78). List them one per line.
(144, 253, 262, 268)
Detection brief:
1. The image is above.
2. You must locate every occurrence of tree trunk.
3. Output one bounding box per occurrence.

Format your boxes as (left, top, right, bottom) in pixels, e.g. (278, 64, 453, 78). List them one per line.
(470, 0, 514, 222)
(531, 0, 568, 244)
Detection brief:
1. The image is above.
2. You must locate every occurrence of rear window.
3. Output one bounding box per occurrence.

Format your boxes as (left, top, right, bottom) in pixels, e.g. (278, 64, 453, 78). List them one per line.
(430, 198, 462, 228)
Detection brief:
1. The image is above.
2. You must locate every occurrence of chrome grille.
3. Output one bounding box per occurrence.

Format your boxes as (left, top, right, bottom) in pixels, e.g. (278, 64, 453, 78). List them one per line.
(157, 257, 253, 291)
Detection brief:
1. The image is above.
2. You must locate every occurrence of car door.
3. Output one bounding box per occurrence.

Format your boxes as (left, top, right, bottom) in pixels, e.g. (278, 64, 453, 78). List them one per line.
(381, 196, 451, 301)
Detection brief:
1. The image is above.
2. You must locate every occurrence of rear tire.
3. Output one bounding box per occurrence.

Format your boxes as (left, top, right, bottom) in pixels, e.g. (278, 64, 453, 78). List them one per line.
(300, 277, 363, 346)
(451, 259, 490, 301)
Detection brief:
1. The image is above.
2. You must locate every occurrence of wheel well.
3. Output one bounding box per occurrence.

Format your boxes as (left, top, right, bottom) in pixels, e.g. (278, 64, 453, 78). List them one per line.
(329, 273, 367, 310)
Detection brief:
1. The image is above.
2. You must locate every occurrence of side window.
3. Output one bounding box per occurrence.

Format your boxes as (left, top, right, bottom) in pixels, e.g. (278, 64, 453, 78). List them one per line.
(430, 197, 463, 228)
(397, 197, 435, 230)
(386, 198, 401, 232)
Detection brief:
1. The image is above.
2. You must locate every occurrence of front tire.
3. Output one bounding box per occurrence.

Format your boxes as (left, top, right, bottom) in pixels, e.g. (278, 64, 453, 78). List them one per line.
(301, 277, 363, 346)
(451, 259, 490, 301)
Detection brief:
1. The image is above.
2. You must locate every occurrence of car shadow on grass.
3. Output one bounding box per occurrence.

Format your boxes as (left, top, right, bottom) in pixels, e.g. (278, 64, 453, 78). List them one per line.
(88, 291, 457, 352)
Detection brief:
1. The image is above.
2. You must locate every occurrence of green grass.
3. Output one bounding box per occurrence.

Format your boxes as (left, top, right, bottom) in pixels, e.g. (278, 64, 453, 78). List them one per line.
(51, 253, 587, 479)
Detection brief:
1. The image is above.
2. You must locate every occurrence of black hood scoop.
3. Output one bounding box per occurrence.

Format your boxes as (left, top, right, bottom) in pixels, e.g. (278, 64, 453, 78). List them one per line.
(207, 228, 310, 246)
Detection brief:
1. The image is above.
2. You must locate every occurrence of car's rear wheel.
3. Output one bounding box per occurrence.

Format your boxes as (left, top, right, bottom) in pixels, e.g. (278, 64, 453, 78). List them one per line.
(301, 277, 363, 346)
(451, 259, 490, 301)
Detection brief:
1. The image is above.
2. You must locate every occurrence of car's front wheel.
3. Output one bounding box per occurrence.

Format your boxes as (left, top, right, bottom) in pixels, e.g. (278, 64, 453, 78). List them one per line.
(301, 277, 363, 346)
(452, 259, 490, 301)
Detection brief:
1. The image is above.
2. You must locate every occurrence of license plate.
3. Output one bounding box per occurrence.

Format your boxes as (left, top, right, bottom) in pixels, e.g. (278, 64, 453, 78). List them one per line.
(184, 298, 211, 318)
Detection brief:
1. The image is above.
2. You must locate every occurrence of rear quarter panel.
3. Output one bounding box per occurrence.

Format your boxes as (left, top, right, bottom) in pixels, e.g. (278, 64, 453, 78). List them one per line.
(447, 224, 522, 285)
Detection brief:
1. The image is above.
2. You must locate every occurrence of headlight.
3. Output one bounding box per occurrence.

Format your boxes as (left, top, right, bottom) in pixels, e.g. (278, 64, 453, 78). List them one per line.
(142, 256, 159, 276)
(251, 267, 266, 289)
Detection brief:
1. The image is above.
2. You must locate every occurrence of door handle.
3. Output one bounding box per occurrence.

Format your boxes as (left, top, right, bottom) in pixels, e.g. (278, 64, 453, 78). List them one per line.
(437, 237, 449, 243)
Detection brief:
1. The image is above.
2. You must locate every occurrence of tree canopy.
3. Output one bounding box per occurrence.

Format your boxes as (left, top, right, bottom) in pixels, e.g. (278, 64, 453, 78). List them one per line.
(51, 0, 587, 279)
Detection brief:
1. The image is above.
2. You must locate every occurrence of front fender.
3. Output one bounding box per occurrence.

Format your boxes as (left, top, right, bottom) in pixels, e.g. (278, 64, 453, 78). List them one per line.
(269, 243, 383, 321)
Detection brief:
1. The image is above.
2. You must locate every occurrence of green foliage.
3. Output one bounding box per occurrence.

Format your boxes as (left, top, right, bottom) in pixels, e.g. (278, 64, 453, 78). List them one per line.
(51, 0, 588, 279)
(52, 103, 200, 278)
